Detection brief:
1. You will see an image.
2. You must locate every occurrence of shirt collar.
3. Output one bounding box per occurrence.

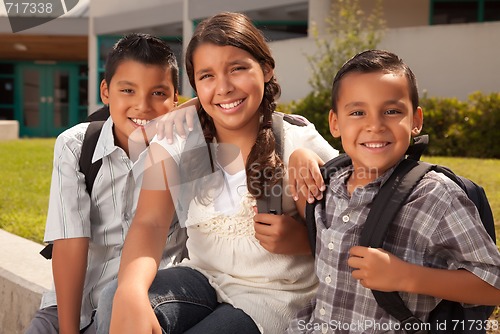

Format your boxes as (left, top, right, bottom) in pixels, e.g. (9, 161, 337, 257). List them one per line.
(91, 117, 118, 163)
(328, 159, 403, 196)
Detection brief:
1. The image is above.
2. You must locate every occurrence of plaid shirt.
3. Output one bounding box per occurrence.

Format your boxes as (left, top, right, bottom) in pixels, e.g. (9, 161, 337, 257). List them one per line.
(287, 164, 500, 334)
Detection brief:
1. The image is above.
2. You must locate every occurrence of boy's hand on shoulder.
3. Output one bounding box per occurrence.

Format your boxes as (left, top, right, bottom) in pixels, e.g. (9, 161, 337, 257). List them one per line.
(254, 211, 311, 255)
(347, 246, 412, 292)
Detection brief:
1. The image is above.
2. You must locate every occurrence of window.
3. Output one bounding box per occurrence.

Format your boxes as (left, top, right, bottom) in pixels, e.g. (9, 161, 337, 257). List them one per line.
(431, 0, 500, 24)
(0, 62, 15, 120)
(484, 0, 500, 21)
(255, 21, 308, 41)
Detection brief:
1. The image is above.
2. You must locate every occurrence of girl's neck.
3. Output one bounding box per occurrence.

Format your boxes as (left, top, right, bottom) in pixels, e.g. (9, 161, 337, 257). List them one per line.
(214, 123, 259, 165)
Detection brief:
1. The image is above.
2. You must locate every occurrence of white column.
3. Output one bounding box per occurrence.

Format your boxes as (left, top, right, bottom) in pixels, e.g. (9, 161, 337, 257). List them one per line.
(308, 0, 331, 37)
(87, 8, 100, 114)
(182, 0, 194, 98)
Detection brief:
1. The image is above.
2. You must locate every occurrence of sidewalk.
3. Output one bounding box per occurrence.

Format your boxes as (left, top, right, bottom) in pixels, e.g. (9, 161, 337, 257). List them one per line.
(0, 229, 52, 333)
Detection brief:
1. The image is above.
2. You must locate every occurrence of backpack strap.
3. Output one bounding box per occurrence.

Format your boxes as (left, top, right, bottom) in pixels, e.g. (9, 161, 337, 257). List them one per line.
(80, 121, 106, 196)
(40, 120, 105, 260)
(256, 112, 307, 214)
(359, 159, 433, 333)
(86, 105, 110, 122)
(406, 135, 428, 161)
(305, 154, 353, 253)
(256, 113, 284, 214)
(359, 159, 431, 247)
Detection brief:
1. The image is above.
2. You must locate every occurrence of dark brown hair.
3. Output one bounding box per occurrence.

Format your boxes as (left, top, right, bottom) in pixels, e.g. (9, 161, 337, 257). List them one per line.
(105, 33, 179, 94)
(185, 12, 282, 199)
(331, 49, 419, 113)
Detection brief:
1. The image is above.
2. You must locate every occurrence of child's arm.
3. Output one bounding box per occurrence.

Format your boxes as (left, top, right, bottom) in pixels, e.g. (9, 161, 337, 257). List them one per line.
(288, 148, 326, 203)
(43, 133, 96, 334)
(52, 238, 89, 334)
(348, 246, 500, 305)
(110, 145, 178, 334)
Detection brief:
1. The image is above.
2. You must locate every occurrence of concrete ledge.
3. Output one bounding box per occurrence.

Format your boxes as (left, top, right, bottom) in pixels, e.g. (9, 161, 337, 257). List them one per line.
(0, 120, 20, 140)
(0, 229, 53, 334)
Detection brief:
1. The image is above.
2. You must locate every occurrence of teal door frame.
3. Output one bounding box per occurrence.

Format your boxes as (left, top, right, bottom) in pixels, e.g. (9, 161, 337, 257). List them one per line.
(16, 62, 79, 137)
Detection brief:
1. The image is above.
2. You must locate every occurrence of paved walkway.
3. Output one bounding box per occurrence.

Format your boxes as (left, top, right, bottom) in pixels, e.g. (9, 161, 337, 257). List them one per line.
(0, 229, 52, 333)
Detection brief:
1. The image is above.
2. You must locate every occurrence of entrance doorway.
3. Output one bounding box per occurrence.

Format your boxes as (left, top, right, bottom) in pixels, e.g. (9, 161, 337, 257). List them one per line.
(17, 63, 84, 137)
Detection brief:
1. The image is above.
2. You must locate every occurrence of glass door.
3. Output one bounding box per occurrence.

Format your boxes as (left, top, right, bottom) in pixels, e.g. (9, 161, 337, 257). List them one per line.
(17, 64, 78, 137)
(19, 65, 43, 136)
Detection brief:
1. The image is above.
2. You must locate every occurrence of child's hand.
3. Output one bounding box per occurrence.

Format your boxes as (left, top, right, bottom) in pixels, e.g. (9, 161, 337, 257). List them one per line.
(347, 246, 411, 292)
(288, 148, 326, 203)
(157, 98, 199, 143)
(110, 287, 162, 334)
(253, 210, 311, 255)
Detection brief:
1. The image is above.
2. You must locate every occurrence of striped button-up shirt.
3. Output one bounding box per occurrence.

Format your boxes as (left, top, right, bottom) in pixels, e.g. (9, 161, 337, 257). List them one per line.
(287, 165, 500, 333)
(41, 118, 187, 330)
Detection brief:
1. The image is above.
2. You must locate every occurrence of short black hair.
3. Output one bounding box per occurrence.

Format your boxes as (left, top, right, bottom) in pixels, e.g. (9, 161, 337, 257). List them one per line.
(331, 49, 419, 113)
(104, 33, 179, 93)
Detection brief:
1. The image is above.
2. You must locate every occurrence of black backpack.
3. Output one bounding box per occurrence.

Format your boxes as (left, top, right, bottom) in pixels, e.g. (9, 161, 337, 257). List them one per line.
(305, 135, 497, 334)
(40, 106, 110, 259)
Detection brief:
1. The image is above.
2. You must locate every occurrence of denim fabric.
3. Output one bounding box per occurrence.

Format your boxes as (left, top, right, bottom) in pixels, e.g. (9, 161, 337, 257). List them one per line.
(25, 305, 96, 334)
(95, 279, 116, 334)
(95, 267, 260, 334)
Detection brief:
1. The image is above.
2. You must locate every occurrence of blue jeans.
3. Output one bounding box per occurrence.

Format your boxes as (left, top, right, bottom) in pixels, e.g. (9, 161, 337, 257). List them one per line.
(95, 280, 116, 334)
(96, 267, 260, 334)
(25, 306, 96, 334)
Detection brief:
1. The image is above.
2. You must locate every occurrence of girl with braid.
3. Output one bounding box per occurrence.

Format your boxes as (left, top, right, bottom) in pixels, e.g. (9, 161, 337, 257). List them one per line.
(97, 12, 337, 334)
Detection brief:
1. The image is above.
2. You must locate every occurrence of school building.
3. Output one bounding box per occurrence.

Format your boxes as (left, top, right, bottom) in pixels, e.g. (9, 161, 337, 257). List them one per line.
(1, 0, 499, 137)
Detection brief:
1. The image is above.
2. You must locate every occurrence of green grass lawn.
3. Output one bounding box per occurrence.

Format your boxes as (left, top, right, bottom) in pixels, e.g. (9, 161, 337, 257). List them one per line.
(0, 138, 54, 243)
(1, 138, 499, 245)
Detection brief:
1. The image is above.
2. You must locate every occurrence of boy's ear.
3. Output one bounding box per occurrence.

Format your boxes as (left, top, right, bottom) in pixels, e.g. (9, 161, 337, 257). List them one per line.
(100, 79, 109, 104)
(411, 107, 424, 136)
(174, 92, 179, 106)
(329, 110, 341, 138)
(263, 65, 274, 83)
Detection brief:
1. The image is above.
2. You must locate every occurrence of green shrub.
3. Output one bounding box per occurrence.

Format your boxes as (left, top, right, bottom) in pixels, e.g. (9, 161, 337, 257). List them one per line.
(284, 91, 343, 152)
(419, 96, 467, 156)
(420, 92, 500, 158)
(463, 92, 500, 158)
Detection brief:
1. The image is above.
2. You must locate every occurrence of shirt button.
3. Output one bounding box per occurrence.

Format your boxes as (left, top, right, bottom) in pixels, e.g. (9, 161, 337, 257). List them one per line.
(328, 242, 334, 250)
(320, 308, 326, 316)
(325, 276, 332, 284)
(342, 214, 350, 223)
